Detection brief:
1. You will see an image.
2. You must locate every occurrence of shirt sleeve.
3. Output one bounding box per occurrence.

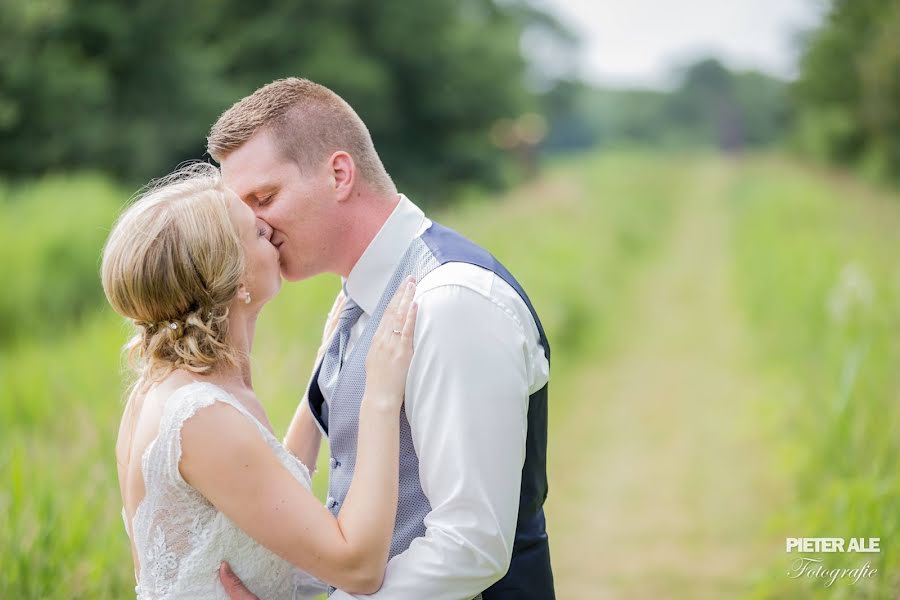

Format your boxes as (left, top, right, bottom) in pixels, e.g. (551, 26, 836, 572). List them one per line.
(330, 280, 531, 599)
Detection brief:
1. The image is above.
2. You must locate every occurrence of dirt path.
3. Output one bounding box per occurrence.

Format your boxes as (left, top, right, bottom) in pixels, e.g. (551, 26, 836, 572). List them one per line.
(545, 161, 789, 599)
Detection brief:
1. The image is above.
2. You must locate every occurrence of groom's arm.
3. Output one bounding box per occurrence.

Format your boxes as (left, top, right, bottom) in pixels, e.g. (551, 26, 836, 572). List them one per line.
(331, 273, 533, 599)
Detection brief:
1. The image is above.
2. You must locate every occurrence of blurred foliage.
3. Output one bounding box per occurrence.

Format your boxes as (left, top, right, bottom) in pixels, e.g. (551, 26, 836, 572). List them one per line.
(2, 0, 900, 595)
(730, 158, 900, 597)
(792, 0, 900, 181)
(0, 174, 123, 344)
(0, 0, 572, 198)
(538, 0, 899, 184)
(0, 152, 677, 597)
(4, 152, 898, 597)
(540, 59, 791, 153)
(2, 0, 897, 189)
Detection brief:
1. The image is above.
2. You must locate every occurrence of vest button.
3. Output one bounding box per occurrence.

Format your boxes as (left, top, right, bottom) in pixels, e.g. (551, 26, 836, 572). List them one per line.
(330, 457, 338, 469)
(326, 496, 336, 509)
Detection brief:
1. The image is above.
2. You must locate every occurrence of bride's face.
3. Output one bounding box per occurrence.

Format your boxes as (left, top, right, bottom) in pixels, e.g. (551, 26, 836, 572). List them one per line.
(226, 189, 281, 306)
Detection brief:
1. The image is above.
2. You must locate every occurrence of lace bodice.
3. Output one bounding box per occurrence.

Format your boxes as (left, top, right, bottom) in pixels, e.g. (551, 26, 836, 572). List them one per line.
(122, 382, 325, 599)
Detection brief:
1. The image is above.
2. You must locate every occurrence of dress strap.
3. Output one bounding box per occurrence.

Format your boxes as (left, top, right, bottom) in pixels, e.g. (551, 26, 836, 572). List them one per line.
(149, 382, 262, 490)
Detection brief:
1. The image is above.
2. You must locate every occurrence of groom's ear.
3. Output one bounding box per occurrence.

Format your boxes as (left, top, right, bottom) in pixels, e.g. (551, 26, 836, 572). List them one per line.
(329, 151, 355, 202)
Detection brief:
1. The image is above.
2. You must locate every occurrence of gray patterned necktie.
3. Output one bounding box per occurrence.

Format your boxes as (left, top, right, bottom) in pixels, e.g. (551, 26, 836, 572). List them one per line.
(319, 295, 364, 392)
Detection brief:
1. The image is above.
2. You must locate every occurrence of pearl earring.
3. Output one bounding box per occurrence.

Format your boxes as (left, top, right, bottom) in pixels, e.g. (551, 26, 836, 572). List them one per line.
(244, 292, 252, 305)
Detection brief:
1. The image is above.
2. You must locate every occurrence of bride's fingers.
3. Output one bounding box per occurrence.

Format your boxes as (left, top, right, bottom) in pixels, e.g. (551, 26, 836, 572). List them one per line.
(382, 278, 409, 321)
(392, 278, 416, 335)
(401, 300, 418, 343)
(331, 292, 347, 315)
(326, 295, 347, 331)
(333, 294, 347, 315)
(376, 276, 413, 344)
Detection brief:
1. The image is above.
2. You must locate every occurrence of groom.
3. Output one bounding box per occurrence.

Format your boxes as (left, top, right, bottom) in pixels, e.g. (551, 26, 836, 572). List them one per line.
(208, 78, 554, 599)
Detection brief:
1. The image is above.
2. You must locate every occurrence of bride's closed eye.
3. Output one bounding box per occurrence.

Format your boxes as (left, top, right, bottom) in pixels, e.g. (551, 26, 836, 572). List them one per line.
(256, 218, 272, 240)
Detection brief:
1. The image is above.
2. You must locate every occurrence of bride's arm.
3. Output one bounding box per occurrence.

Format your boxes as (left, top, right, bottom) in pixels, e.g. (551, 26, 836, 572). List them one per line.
(283, 396, 321, 474)
(181, 279, 417, 594)
(283, 291, 346, 472)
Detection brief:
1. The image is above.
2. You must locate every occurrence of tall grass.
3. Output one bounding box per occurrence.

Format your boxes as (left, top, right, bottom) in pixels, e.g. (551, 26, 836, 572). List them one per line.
(730, 157, 900, 598)
(0, 175, 125, 344)
(6, 152, 896, 598)
(0, 152, 678, 598)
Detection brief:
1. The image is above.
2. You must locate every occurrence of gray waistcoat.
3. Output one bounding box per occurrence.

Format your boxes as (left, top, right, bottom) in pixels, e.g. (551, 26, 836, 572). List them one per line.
(306, 221, 554, 599)
(318, 233, 440, 554)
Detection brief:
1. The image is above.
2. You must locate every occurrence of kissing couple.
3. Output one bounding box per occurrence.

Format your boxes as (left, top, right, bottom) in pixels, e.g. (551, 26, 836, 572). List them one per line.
(104, 77, 554, 599)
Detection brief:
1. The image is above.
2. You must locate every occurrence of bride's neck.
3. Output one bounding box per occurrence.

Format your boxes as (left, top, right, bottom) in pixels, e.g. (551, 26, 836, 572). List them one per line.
(218, 306, 258, 389)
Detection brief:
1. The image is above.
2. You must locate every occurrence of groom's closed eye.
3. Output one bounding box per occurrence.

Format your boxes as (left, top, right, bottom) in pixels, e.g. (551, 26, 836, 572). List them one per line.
(256, 193, 275, 207)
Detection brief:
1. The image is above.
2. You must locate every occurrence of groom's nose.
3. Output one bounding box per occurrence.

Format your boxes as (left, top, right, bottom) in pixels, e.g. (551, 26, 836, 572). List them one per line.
(269, 230, 286, 250)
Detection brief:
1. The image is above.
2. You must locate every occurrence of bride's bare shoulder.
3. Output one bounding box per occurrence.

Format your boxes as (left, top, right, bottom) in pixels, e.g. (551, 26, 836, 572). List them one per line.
(177, 388, 273, 489)
(116, 372, 206, 461)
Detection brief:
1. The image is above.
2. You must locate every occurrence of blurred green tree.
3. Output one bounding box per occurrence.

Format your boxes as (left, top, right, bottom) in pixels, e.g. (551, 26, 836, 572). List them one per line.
(0, 0, 566, 199)
(793, 0, 900, 180)
(540, 58, 789, 153)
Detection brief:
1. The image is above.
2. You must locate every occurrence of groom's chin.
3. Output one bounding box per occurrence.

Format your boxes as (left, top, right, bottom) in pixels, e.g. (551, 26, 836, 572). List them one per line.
(280, 264, 314, 283)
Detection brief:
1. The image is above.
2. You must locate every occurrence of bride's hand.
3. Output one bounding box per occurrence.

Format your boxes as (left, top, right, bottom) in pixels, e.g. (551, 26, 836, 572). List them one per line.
(364, 276, 418, 410)
(316, 292, 349, 362)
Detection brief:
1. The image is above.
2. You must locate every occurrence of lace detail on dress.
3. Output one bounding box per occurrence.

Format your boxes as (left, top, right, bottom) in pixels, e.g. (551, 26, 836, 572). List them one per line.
(123, 382, 324, 599)
(146, 525, 178, 594)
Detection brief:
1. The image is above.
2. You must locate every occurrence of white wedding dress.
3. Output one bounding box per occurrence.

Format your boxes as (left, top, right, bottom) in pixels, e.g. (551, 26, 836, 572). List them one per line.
(122, 381, 325, 599)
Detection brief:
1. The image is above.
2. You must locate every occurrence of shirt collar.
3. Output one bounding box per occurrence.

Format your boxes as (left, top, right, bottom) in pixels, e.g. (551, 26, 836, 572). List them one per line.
(343, 194, 426, 315)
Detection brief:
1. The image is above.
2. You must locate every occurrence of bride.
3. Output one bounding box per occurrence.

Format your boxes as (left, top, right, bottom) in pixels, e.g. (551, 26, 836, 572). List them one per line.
(102, 163, 418, 598)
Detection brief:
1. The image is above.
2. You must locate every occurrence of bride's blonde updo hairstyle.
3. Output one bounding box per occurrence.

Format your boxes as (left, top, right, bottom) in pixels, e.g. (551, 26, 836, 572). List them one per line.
(101, 162, 245, 383)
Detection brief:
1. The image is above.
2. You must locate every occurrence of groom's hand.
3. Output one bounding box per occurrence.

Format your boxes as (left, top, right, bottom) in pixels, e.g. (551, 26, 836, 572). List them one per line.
(219, 562, 259, 600)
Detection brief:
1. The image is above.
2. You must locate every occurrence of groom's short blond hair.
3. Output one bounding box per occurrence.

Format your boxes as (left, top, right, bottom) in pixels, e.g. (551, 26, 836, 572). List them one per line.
(207, 78, 394, 194)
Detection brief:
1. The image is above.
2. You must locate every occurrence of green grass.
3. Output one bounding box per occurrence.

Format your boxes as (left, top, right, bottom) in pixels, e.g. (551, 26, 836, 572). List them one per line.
(729, 156, 900, 598)
(0, 174, 125, 345)
(1, 151, 898, 597)
(0, 151, 677, 597)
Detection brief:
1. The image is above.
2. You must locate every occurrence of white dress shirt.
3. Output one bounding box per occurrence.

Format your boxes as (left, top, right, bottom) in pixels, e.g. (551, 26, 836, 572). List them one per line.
(321, 195, 550, 599)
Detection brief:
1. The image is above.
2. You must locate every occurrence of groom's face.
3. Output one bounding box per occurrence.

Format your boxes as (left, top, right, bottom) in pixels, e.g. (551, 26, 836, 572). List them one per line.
(221, 130, 338, 281)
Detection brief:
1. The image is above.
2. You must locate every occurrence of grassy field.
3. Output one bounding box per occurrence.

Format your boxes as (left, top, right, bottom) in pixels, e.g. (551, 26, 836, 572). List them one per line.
(1, 151, 898, 598)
